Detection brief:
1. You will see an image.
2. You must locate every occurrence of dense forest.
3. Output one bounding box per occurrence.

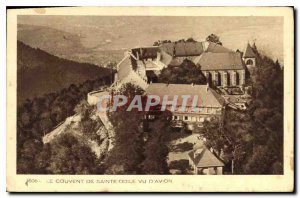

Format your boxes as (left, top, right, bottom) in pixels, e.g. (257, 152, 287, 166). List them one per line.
(17, 41, 112, 104)
(17, 75, 112, 174)
(17, 41, 114, 174)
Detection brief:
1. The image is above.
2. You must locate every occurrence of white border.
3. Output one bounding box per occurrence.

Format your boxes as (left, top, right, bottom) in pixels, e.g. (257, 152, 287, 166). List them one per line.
(1, 1, 298, 196)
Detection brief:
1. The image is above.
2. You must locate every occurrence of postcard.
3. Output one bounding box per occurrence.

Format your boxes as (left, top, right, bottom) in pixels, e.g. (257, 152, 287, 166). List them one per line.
(6, 6, 294, 192)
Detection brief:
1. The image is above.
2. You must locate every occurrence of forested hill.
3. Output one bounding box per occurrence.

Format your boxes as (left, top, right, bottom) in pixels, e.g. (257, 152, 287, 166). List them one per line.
(17, 41, 112, 104)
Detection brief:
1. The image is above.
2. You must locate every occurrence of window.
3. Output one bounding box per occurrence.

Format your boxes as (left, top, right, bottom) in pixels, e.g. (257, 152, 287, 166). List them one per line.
(214, 72, 219, 86)
(184, 116, 189, 121)
(148, 115, 155, 119)
(173, 116, 178, 120)
(236, 72, 240, 85)
(232, 72, 237, 86)
(246, 59, 253, 65)
(213, 167, 218, 175)
(223, 72, 228, 86)
(194, 107, 202, 112)
(185, 107, 190, 112)
(199, 117, 205, 122)
(191, 117, 197, 122)
(207, 107, 212, 113)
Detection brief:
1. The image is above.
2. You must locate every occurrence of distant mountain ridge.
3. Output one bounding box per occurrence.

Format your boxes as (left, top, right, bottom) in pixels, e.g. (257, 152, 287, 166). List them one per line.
(18, 24, 87, 57)
(17, 41, 111, 103)
(17, 24, 124, 66)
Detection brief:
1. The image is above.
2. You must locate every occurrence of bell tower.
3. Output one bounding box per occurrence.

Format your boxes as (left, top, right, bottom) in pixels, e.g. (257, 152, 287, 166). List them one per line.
(242, 43, 256, 69)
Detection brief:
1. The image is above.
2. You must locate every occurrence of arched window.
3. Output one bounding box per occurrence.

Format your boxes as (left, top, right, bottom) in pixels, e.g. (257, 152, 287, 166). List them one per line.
(246, 59, 253, 65)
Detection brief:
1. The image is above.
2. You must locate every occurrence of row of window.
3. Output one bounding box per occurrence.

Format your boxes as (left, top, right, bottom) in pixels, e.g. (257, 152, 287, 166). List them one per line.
(204, 71, 245, 86)
(162, 106, 220, 114)
(172, 115, 211, 122)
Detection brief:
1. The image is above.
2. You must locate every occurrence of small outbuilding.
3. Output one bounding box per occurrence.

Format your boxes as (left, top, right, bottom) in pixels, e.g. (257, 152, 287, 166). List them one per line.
(188, 147, 224, 175)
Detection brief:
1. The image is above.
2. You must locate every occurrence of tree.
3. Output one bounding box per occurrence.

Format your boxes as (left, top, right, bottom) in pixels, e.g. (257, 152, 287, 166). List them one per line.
(46, 133, 99, 174)
(17, 74, 111, 174)
(186, 37, 197, 42)
(17, 139, 43, 174)
(201, 109, 253, 174)
(244, 48, 283, 174)
(158, 59, 207, 85)
(206, 34, 222, 45)
(34, 144, 52, 174)
(153, 40, 171, 46)
(105, 83, 146, 174)
(39, 118, 53, 136)
(141, 114, 171, 174)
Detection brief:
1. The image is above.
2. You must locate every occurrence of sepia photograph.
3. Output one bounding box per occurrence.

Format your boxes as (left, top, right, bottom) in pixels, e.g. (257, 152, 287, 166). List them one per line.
(6, 6, 294, 192)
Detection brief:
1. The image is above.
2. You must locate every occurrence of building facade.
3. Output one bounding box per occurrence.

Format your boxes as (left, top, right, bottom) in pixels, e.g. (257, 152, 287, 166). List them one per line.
(145, 83, 225, 130)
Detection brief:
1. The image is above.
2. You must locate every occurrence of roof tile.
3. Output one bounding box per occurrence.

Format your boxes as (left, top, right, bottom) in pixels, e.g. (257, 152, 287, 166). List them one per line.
(194, 52, 245, 70)
(188, 147, 224, 168)
(145, 83, 225, 107)
(243, 43, 256, 58)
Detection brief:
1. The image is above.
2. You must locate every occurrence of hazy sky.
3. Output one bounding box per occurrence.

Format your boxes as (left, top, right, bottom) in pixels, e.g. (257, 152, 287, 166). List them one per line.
(18, 15, 283, 62)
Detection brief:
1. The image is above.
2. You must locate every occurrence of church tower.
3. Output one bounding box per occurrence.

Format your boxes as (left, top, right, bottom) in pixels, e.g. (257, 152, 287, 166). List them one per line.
(242, 43, 256, 69)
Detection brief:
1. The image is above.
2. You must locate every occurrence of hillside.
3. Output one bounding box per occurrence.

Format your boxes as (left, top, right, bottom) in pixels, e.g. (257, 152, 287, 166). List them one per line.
(17, 41, 112, 103)
(17, 24, 124, 66)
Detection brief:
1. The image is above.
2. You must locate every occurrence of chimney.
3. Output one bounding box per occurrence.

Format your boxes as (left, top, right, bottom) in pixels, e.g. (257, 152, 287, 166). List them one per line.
(157, 52, 161, 61)
(136, 51, 139, 60)
(139, 48, 143, 60)
(173, 44, 176, 57)
(206, 83, 209, 92)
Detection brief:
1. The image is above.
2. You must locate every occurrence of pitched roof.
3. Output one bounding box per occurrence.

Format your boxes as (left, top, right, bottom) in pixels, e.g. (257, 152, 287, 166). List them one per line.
(243, 43, 256, 58)
(188, 147, 224, 168)
(117, 55, 132, 81)
(144, 60, 159, 70)
(145, 83, 225, 107)
(194, 52, 245, 71)
(205, 42, 233, 53)
(160, 42, 204, 57)
(159, 50, 173, 66)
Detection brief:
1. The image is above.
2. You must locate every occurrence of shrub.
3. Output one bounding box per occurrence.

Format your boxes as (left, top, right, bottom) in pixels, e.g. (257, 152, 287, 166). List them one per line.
(173, 142, 194, 152)
(169, 159, 190, 173)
